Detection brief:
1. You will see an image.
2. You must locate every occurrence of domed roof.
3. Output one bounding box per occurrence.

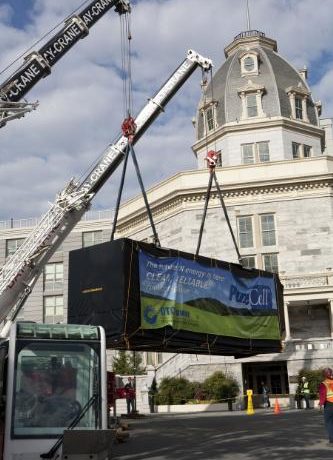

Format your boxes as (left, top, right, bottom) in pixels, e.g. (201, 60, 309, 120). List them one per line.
(196, 30, 318, 140)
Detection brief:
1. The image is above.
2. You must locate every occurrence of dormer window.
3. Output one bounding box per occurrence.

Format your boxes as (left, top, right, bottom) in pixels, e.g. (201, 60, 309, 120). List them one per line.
(246, 94, 258, 117)
(206, 106, 215, 131)
(238, 80, 266, 120)
(295, 96, 303, 119)
(286, 84, 310, 122)
(240, 51, 259, 76)
(244, 56, 254, 71)
(200, 99, 218, 135)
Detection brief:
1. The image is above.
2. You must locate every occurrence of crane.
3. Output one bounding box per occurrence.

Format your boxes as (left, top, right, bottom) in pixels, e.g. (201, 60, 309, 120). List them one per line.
(0, 0, 131, 127)
(0, 49, 212, 459)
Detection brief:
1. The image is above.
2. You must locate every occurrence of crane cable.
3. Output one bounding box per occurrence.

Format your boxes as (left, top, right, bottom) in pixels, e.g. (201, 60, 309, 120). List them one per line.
(196, 69, 242, 264)
(111, 9, 160, 247)
(119, 9, 133, 120)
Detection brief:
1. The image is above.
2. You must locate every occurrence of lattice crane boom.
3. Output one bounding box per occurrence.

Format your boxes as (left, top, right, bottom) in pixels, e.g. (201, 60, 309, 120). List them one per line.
(0, 0, 130, 126)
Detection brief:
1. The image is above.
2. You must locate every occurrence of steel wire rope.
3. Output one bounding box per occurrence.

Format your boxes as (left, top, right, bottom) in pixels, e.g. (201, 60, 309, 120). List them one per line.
(196, 68, 242, 263)
(0, 0, 91, 78)
(112, 11, 161, 246)
(119, 10, 133, 118)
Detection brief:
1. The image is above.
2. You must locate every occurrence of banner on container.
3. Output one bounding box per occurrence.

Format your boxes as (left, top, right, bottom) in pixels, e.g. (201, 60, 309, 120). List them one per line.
(139, 250, 280, 340)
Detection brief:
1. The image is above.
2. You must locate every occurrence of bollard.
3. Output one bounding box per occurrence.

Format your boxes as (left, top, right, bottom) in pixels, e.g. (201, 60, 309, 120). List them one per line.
(246, 389, 255, 415)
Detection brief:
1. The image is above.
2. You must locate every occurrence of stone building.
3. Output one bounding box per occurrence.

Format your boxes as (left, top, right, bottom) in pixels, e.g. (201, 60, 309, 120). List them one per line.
(1, 29, 333, 398)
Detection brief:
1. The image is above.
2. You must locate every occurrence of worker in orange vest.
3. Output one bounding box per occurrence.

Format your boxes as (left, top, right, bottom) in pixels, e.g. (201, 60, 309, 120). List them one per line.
(319, 367, 333, 444)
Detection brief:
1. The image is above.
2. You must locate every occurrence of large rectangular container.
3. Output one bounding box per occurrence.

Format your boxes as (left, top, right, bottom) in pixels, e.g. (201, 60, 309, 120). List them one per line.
(68, 239, 284, 357)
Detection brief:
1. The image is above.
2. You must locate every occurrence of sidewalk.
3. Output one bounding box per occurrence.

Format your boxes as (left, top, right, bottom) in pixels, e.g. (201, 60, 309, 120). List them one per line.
(112, 408, 331, 460)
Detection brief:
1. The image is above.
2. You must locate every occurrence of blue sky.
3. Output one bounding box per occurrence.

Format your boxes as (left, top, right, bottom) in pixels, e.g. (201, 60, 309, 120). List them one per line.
(0, 0, 332, 220)
(4, 0, 34, 28)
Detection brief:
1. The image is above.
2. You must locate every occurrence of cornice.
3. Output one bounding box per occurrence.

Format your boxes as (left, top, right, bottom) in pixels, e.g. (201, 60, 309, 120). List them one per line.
(192, 116, 325, 154)
(116, 172, 333, 235)
(224, 31, 277, 58)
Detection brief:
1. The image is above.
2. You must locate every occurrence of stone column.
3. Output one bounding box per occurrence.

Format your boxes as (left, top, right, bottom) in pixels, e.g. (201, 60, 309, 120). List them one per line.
(328, 299, 333, 338)
(239, 92, 246, 120)
(302, 96, 309, 122)
(256, 90, 266, 117)
(288, 92, 296, 119)
(283, 301, 291, 340)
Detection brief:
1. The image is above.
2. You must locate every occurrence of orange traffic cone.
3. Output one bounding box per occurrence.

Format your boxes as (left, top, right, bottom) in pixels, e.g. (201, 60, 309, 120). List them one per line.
(274, 398, 281, 414)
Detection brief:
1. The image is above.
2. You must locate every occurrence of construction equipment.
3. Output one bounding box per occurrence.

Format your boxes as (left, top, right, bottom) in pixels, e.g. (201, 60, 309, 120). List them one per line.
(0, 49, 212, 459)
(0, 0, 131, 127)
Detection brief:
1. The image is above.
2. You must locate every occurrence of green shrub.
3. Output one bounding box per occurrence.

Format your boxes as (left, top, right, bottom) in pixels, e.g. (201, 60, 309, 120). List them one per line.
(155, 372, 239, 405)
(202, 371, 239, 402)
(155, 377, 195, 405)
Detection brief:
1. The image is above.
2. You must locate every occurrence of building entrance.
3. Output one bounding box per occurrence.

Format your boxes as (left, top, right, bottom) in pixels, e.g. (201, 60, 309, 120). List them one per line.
(242, 361, 289, 395)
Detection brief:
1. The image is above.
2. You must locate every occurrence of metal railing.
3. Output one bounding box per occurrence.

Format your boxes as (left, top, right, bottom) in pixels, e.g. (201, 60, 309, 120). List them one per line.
(234, 30, 265, 40)
(0, 209, 114, 230)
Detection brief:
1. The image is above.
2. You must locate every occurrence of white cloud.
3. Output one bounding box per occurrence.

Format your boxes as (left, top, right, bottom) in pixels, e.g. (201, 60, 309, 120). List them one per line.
(0, 0, 332, 220)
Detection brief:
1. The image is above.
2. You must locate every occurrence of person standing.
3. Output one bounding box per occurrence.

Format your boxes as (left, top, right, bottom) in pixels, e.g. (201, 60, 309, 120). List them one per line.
(261, 382, 271, 408)
(124, 377, 135, 415)
(300, 376, 310, 409)
(319, 367, 333, 444)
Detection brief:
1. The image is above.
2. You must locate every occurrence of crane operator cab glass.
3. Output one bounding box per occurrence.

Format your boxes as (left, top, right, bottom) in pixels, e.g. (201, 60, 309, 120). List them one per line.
(0, 322, 107, 460)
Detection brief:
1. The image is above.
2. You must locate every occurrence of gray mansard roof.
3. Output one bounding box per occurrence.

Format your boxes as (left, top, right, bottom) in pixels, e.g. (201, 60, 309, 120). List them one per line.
(196, 31, 318, 140)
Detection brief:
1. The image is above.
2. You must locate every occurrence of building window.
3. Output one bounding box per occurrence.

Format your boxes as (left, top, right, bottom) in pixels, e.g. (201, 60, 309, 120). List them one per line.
(238, 82, 266, 120)
(144, 352, 163, 367)
(206, 106, 215, 131)
(261, 214, 276, 246)
(263, 253, 279, 273)
(241, 142, 270, 164)
(146, 352, 154, 366)
(258, 142, 270, 162)
(6, 238, 25, 257)
(82, 230, 103, 248)
(292, 142, 301, 159)
(242, 144, 254, 164)
(244, 56, 254, 72)
(238, 216, 254, 248)
(201, 102, 218, 134)
(44, 295, 64, 324)
(292, 142, 312, 159)
(295, 96, 303, 119)
(303, 145, 312, 158)
(286, 87, 309, 122)
(246, 94, 258, 117)
(44, 262, 63, 291)
(241, 256, 256, 269)
(238, 214, 279, 272)
(215, 151, 222, 167)
(240, 52, 259, 76)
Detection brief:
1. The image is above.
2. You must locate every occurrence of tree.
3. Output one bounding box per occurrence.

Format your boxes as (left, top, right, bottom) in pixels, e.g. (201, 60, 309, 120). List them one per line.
(112, 351, 145, 375)
(298, 369, 323, 399)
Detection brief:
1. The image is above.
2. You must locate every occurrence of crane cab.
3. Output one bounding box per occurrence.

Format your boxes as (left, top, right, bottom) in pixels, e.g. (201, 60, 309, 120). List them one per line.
(0, 322, 108, 460)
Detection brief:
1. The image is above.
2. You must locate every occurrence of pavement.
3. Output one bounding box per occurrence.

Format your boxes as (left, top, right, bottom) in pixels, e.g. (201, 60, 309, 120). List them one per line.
(111, 408, 332, 460)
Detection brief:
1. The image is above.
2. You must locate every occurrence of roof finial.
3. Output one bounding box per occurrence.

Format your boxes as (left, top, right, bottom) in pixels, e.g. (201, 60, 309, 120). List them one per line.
(246, 0, 251, 30)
